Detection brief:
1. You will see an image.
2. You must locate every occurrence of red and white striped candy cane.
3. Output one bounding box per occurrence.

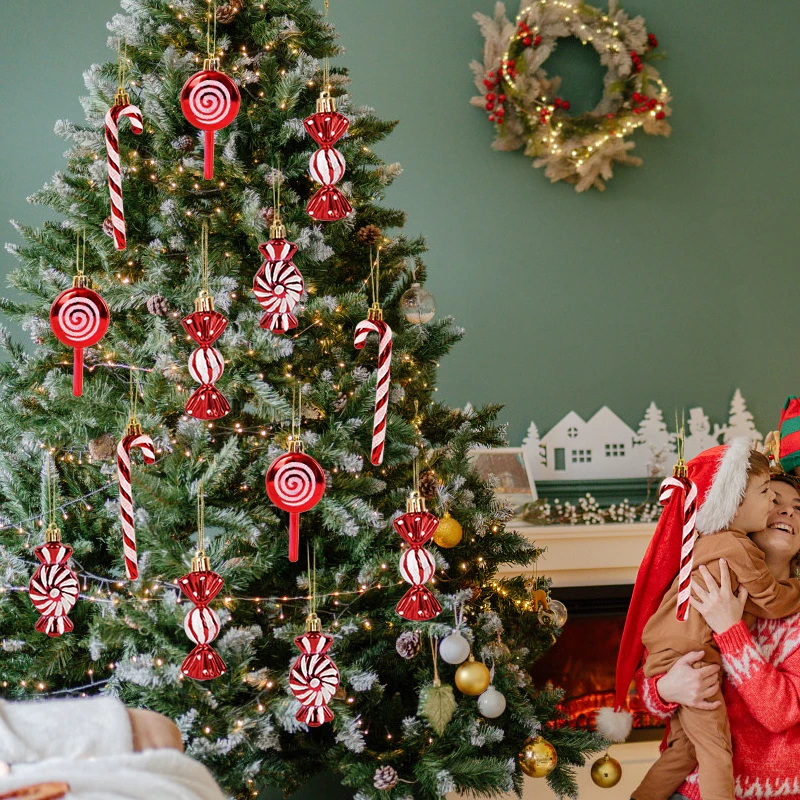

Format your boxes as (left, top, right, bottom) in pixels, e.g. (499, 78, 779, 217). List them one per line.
(354, 316, 392, 465)
(117, 430, 155, 580)
(659, 475, 698, 621)
(105, 98, 143, 251)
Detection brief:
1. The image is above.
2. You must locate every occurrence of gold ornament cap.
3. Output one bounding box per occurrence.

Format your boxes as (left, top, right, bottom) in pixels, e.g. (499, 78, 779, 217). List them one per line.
(518, 736, 558, 778)
(288, 436, 304, 454)
(367, 302, 384, 322)
(305, 612, 322, 633)
(192, 551, 211, 573)
(113, 87, 130, 107)
(590, 753, 622, 788)
(316, 90, 336, 113)
(45, 522, 62, 544)
(125, 420, 143, 437)
(194, 290, 215, 313)
(203, 57, 221, 71)
(269, 218, 287, 240)
(406, 490, 427, 514)
(72, 274, 91, 290)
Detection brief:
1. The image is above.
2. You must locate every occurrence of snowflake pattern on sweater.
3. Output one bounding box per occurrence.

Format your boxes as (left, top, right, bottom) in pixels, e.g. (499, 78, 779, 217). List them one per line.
(637, 612, 800, 799)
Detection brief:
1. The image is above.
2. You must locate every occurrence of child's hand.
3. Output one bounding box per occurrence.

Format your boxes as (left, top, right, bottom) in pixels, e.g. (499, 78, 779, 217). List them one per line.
(656, 650, 721, 710)
(690, 559, 748, 634)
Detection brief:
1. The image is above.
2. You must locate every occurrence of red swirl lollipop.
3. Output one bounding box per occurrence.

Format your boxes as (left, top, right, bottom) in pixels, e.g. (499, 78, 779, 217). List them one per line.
(181, 60, 240, 180)
(50, 276, 110, 397)
(266, 442, 325, 562)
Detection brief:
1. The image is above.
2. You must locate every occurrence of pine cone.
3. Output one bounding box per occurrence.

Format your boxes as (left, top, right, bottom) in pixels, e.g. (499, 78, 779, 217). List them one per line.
(260, 207, 275, 227)
(88, 433, 117, 462)
(172, 135, 195, 153)
(146, 294, 170, 317)
(464, 581, 482, 602)
(418, 470, 439, 500)
(216, 0, 243, 23)
(373, 766, 399, 791)
(332, 392, 347, 412)
(357, 224, 382, 245)
(395, 630, 421, 660)
(102, 217, 115, 238)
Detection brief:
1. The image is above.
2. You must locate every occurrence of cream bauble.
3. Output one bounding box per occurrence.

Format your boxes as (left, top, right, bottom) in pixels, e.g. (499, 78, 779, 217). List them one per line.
(454, 655, 491, 696)
(477, 685, 506, 718)
(439, 632, 470, 665)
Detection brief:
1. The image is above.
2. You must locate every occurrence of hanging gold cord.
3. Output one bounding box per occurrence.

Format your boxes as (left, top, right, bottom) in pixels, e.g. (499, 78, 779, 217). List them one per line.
(193, 480, 210, 571)
(305, 542, 320, 631)
(270, 161, 286, 238)
(195, 220, 214, 312)
(73, 230, 89, 290)
(205, 1, 219, 67)
(367, 248, 383, 321)
(126, 371, 142, 435)
(115, 40, 130, 105)
(45, 455, 60, 543)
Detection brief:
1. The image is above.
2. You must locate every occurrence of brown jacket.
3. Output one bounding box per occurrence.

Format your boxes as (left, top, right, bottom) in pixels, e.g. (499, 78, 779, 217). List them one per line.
(643, 529, 800, 655)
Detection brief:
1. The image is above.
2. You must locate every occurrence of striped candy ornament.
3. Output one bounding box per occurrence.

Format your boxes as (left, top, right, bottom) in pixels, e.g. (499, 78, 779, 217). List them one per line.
(304, 97, 352, 222)
(189, 346, 224, 385)
(289, 629, 340, 727)
(29, 540, 79, 638)
(394, 495, 442, 621)
(117, 430, 156, 581)
(353, 317, 392, 465)
(659, 474, 698, 621)
(105, 96, 143, 251)
(179, 567, 226, 680)
(252, 237, 304, 334)
(183, 606, 221, 645)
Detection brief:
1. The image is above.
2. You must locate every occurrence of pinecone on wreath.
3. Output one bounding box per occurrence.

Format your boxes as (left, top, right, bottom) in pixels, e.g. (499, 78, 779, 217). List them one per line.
(332, 392, 347, 413)
(216, 0, 243, 23)
(146, 295, 170, 317)
(373, 765, 399, 791)
(395, 630, 421, 659)
(260, 206, 275, 227)
(357, 224, 382, 245)
(418, 470, 439, 500)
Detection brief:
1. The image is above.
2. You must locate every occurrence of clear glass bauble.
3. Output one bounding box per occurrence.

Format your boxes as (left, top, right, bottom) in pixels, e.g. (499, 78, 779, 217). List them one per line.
(400, 282, 435, 324)
(477, 685, 507, 718)
(538, 598, 568, 628)
(438, 631, 470, 665)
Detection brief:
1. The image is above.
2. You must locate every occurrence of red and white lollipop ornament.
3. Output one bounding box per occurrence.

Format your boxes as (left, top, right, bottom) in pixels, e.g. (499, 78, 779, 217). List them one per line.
(50, 274, 110, 398)
(266, 437, 325, 562)
(180, 58, 240, 180)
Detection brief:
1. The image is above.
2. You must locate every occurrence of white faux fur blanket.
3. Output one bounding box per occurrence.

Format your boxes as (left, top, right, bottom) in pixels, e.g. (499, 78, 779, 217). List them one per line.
(0, 696, 225, 800)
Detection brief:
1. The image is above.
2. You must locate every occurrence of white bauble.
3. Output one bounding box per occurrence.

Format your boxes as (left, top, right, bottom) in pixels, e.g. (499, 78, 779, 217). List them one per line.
(439, 632, 470, 665)
(477, 685, 507, 718)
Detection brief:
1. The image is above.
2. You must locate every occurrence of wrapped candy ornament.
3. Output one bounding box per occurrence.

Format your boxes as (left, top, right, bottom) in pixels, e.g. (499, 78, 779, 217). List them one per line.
(289, 612, 340, 726)
(178, 485, 225, 680)
(252, 212, 304, 334)
(29, 522, 79, 638)
(395, 490, 441, 621)
(304, 91, 351, 221)
(182, 223, 229, 420)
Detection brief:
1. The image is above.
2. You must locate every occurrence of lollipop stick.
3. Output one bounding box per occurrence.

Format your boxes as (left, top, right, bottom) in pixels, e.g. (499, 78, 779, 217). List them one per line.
(204, 130, 215, 180)
(289, 513, 300, 562)
(73, 348, 84, 397)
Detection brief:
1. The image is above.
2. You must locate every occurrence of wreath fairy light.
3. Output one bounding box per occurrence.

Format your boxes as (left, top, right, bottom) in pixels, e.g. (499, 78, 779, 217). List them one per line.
(471, 0, 672, 191)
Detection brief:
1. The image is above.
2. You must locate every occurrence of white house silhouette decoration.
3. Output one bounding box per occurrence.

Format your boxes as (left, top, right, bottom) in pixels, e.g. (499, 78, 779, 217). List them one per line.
(522, 390, 764, 481)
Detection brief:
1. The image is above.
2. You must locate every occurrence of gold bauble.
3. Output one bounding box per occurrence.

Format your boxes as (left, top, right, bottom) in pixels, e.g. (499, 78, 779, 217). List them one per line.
(590, 753, 622, 788)
(518, 736, 557, 778)
(433, 511, 463, 548)
(454, 655, 491, 696)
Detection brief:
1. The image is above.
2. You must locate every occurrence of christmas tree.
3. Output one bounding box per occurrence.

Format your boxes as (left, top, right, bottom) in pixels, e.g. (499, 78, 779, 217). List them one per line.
(0, 1, 602, 797)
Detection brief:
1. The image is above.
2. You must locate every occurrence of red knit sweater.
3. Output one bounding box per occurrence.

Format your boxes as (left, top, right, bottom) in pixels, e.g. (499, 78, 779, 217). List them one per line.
(636, 612, 800, 799)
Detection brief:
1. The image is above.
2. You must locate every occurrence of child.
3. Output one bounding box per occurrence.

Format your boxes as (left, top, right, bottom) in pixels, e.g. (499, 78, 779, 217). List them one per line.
(603, 438, 800, 800)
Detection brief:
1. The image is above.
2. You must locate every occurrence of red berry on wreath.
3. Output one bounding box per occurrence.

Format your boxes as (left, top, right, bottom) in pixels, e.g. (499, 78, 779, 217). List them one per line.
(553, 98, 561, 108)
(632, 92, 642, 102)
(498, 94, 506, 102)
(606, 113, 614, 119)
(486, 92, 495, 101)
(534, 35, 542, 46)
(523, 36, 532, 46)
(655, 111, 666, 120)
(635, 63, 643, 72)
(496, 107, 505, 117)
(561, 100, 571, 110)
(483, 79, 492, 88)
(488, 114, 495, 122)
(648, 33, 659, 49)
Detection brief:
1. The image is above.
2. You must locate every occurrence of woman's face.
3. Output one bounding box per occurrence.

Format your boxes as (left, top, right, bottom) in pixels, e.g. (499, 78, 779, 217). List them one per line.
(750, 479, 800, 564)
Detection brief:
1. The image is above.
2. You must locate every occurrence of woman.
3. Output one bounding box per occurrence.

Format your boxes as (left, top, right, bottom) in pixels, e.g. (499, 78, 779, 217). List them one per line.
(636, 473, 800, 800)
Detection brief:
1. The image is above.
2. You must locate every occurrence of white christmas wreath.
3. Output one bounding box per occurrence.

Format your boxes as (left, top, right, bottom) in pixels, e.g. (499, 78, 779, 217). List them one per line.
(471, 0, 672, 191)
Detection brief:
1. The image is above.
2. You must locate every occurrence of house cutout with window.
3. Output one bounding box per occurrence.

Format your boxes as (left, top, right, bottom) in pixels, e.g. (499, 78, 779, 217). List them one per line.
(523, 406, 651, 481)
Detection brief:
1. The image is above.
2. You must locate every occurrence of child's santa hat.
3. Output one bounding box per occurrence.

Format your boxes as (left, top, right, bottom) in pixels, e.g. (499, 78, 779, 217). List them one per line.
(597, 437, 754, 741)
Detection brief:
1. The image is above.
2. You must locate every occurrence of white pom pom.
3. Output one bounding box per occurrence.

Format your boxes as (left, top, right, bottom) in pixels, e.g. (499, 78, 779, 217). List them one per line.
(595, 707, 633, 743)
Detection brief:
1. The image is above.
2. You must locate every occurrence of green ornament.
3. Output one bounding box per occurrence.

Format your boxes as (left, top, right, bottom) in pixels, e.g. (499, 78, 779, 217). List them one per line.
(418, 681, 457, 736)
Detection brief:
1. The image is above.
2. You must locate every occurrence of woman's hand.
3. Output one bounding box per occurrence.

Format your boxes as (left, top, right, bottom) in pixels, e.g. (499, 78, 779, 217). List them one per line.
(689, 559, 748, 635)
(655, 650, 722, 710)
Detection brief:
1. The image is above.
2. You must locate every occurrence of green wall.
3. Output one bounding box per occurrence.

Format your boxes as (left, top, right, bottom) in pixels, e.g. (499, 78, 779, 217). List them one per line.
(2, 0, 799, 446)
